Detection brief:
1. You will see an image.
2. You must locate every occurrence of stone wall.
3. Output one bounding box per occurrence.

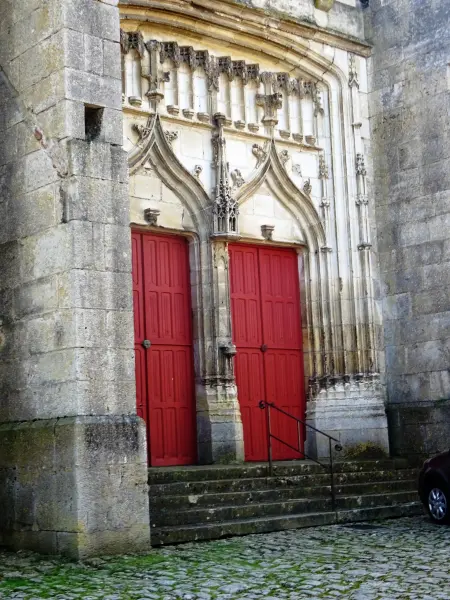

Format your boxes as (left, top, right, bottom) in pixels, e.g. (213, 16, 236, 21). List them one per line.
(0, 0, 150, 557)
(367, 0, 450, 456)
(232, 0, 365, 40)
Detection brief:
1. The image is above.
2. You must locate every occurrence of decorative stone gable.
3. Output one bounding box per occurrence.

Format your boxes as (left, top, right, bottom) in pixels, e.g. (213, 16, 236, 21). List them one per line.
(121, 2, 389, 462)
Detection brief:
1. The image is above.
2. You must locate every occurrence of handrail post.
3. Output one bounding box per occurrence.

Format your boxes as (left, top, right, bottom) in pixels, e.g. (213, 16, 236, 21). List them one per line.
(329, 437, 336, 513)
(266, 403, 273, 477)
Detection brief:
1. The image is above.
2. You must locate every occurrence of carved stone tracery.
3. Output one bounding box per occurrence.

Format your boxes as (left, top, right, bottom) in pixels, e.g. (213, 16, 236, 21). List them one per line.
(212, 114, 239, 235)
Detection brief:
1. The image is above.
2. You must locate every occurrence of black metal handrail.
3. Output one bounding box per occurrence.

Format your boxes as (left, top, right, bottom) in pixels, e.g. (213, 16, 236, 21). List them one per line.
(259, 400, 343, 510)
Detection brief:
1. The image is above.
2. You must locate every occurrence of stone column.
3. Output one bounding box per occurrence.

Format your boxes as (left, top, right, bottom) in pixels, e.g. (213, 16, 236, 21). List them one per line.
(0, 0, 150, 557)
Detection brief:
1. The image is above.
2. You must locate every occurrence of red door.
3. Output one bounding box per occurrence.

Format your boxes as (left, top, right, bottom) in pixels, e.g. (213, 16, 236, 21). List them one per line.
(132, 231, 197, 466)
(229, 244, 305, 462)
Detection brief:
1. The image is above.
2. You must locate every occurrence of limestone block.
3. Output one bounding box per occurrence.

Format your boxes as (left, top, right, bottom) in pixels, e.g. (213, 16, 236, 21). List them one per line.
(103, 40, 121, 80)
(65, 68, 122, 110)
(0, 416, 150, 558)
(64, 176, 129, 225)
(57, 269, 133, 311)
(15, 275, 59, 318)
(63, 0, 120, 43)
(84, 34, 104, 76)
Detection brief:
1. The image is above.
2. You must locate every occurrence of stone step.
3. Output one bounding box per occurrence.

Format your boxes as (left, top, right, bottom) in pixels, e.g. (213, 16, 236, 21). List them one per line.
(154, 496, 333, 527)
(151, 484, 333, 511)
(151, 502, 423, 546)
(148, 459, 413, 485)
(336, 490, 418, 510)
(149, 468, 418, 497)
(152, 489, 418, 527)
(150, 479, 417, 512)
(335, 478, 417, 496)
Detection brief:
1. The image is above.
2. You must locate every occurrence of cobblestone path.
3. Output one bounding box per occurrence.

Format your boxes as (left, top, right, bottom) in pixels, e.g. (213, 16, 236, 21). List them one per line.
(0, 517, 449, 599)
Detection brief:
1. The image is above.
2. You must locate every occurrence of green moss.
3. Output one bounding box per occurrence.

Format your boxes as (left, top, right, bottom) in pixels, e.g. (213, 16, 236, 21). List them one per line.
(343, 442, 388, 460)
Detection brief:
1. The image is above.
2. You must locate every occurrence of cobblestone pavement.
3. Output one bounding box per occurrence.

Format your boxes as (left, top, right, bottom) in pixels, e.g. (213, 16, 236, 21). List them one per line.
(0, 517, 449, 599)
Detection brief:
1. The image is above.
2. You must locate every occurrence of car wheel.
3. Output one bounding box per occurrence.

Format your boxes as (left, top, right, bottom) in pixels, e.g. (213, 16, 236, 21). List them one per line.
(426, 484, 450, 524)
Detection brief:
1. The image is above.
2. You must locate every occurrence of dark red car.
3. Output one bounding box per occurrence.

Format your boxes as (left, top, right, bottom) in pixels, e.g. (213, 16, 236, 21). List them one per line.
(419, 450, 450, 523)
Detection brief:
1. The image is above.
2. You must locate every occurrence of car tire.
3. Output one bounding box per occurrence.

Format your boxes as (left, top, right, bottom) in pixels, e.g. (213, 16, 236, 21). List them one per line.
(425, 482, 450, 524)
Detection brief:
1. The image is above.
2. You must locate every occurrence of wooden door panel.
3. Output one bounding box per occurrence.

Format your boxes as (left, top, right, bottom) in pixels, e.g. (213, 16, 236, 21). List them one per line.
(230, 243, 305, 462)
(235, 349, 267, 462)
(229, 246, 262, 348)
(132, 231, 196, 466)
(264, 350, 304, 460)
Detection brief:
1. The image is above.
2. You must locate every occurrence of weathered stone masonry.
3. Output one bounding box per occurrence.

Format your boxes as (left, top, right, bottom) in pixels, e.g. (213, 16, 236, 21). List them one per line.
(366, 0, 450, 456)
(0, 0, 150, 557)
(0, 0, 449, 558)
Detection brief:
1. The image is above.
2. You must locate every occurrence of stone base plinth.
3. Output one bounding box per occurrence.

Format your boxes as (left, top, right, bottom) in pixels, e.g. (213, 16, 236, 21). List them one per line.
(306, 377, 390, 460)
(0, 416, 150, 558)
(196, 383, 245, 464)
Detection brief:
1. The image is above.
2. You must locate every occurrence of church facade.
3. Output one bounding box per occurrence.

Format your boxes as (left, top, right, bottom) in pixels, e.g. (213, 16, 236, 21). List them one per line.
(0, 0, 449, 557)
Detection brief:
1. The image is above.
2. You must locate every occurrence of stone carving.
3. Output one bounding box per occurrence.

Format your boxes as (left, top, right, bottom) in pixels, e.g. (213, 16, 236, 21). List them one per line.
(279, 150, 290, 166)
(356, 153, 367, 176)
(218, 57, 233, 80)
(205, 56, 220, 91)
(305, 135, 316, 146)
(293, 164, 302, 176)
(252, 143, 268, 168)
(233, 60, 248, 84)
(348, 54, 360, 88)
(312, 85, 324, 115)
(145, 40, 165, 108)
(256, 92, 282, 130)
(315, 0, 335, 12)
(144, 208, 160, 225)
(319, 154, 329, 179)
(164, 130, 179, 146)
(231, 169, 245, 188)
(160, 41, 181, 67)
(182, 108, 195, 119)
(121, 30, 145, 57)
(220, 343, 237, 382)
(212, 113, 239, 235)
(261, 224, 275, 241)
(193, 165, 203, 179)
(133, 122, 153, 144)
(303, 178, 312, 196)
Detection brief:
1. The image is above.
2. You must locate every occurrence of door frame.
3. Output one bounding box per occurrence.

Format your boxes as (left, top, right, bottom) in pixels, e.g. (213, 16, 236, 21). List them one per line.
(228, 240, 308, 462)
(131, 226, 201, 466)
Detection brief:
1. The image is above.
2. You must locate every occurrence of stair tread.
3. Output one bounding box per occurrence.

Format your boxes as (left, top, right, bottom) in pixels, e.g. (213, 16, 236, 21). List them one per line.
(149, 470, 418, 490)
(153, 501, 422, 533)
(154, 489, 417, 514)
(153, 510, 338, 532)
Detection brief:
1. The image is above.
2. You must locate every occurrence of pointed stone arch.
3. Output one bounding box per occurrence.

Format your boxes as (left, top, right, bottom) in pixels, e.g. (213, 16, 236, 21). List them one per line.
(128, 114, 211, 236)
(236, 140, 327, 251)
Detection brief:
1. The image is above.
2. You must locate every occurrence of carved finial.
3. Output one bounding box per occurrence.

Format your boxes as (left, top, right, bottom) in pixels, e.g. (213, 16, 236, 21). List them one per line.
(231, 169, 245, 188)
(212, 113, 239, 235)
(303, 179, 312, 196)
(261, 225, 275, 241)
(349, 54, 360, 88)
(164, 130, 178, 147)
